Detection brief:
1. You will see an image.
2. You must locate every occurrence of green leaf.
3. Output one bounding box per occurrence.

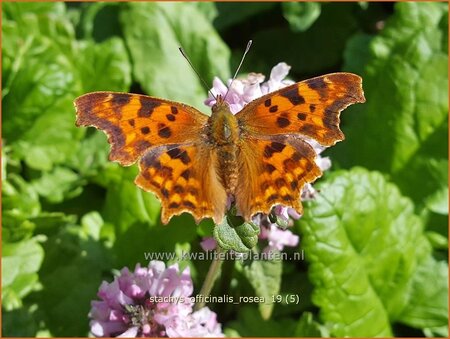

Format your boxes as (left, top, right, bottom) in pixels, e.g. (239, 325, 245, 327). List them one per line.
(2, 307, 39, 337)
(2, 2, 65, 19)
(397, 256, 448, 335)
(32, 212, 77, 233)
(425, 231, 448, 250)
(2, 173, 40, 243)
(2, 237, 44, 310)
(282, 2, 321, 32)
(36, 224, 112, 336)
(67, 130, 110, 177)
(120, 2, 230, 109)
(3, 6, 131, 171)
(424, 326, 449, 338)
(2, 212, 35, 244)
(214, 3, 276, 31)
(299, 168, 434, 337)
(112, 214, 198, 268)
(194, 2, 218, 22)
(214, 217, 259, 253)
(226, 305, 297, 337)
(76, 37, 131, 92)
(294, 312, 330, 337)
(1, 146, 7, 182)
(3, 45, 81, 170)
(31, 167, 84, 203)
(358, 2, 369, 10)
(423, 165, 448, 215)
(3, 173, 40, 218)
(102, 167, 161, 232)
(80, 211, 104, 241)
(77, 2, 122, 42)
(242, 254, 282, 319)
(248, 3, 358, 76)
(343, 32, 373, 74)
(337, 2, 448, 209)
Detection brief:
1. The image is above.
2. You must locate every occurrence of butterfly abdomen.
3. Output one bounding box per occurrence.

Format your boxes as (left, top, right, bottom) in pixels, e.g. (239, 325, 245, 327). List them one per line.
(216, 145, 239, 194)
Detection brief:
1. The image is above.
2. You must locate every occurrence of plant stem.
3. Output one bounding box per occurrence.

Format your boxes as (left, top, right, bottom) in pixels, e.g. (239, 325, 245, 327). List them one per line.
(194, 246, 226, 311)
(217, 253, 235, 319)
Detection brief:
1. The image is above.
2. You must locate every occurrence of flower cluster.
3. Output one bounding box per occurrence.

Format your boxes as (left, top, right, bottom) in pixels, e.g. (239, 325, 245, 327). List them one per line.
(204, 63, 332, 251)
(89, 261, 223, 337)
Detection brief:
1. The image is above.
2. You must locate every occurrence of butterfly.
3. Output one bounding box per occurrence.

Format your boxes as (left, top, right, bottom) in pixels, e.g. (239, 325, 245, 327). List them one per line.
(74, 73, 365, 225)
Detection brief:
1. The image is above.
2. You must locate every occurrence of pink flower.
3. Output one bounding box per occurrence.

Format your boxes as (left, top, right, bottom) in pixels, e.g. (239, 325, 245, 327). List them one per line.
(165, 307, 224, 337)
(89, 261, 223, 337)
(205, 62, 333, 248)
(200, 237, 217, 252)
(260, 224, 299, 253)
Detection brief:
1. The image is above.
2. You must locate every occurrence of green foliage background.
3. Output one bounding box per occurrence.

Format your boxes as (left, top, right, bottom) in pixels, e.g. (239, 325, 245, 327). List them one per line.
(2, 2, 448, 337)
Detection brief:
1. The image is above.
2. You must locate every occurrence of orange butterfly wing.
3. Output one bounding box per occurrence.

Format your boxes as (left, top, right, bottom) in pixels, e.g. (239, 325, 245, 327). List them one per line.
(135, 142, 227, 224)
(235, 135, 322, 220)
(74, 92, 208, 165)
(236, 73, 365, 145)
(234, 73, 365, 219)
(74, 92, 227, 224)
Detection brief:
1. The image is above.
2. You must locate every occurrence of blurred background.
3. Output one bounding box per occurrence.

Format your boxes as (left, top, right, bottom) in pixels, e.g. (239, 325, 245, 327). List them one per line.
(2, 2, 448, 337)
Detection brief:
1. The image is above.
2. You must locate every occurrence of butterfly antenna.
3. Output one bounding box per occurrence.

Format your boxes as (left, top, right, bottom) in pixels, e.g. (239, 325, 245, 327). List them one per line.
(224, 40, 253, 101)
(179, 46, 217, 100)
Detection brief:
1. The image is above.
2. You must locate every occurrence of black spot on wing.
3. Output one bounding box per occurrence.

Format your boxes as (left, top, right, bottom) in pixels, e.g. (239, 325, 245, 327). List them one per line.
(269, 105, 278, 113)
(277, 116, 290, 128)
(173, 185, 184, 194)
(183, 201, 196, 209)
(297, 113, 307, 121)
(265, 163, 276, 173)
(167, 147, 191, 164)
(166, 114, 176, 122)
(111, 93, 131, 105)
(263, 142, 286, 158)
(282, 195, 292, 202)
(281, 86, 305, 105)
(180, 169, 191, 180)
(138, 97, 161, 117)
(306, 77, 328, 98)
(161, 188, 170, 198)
(268, 194, 279, 202)
(158, 123, 172, 138)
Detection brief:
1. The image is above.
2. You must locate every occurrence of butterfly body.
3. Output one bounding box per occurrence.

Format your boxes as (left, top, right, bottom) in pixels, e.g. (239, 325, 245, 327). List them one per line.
(74, 73, 365, 225)
(207, 96, 241, 194)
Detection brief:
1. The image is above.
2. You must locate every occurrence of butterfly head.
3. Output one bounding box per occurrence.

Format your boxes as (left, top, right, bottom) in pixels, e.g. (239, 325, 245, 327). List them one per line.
(211, 94, 230, 114)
